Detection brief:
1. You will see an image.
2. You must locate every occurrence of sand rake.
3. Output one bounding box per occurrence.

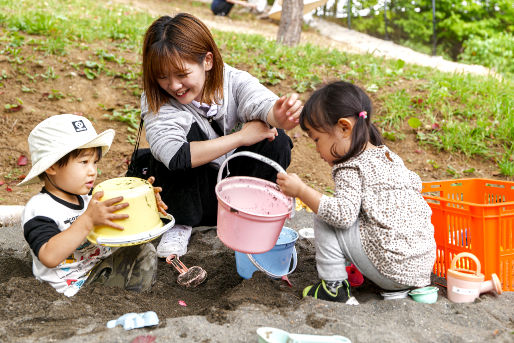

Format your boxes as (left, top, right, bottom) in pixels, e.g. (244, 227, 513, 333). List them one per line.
(166, 254, 207, 288)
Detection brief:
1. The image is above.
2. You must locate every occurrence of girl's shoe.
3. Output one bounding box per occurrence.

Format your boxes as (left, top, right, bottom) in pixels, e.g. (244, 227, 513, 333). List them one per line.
(303, 280, 359, 305)
(156, 225, 192, 258)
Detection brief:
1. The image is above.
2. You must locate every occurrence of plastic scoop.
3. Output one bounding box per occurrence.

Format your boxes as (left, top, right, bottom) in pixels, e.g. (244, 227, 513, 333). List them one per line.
(106, 311, 159, 330)
(257, 327, 351, 343)
(166, 254, 207, 288)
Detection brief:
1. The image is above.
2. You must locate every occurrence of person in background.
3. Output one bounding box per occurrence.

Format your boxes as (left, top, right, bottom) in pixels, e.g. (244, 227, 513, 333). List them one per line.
(140, 13, 302, 259)
(211, 0, 258, 16)
(277, 81, 436, 303)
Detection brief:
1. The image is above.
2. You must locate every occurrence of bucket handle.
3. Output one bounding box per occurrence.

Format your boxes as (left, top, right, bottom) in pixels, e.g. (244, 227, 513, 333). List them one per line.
(217, 151, 286, 183)
(246, 246, 298, 279)
(450, 252, 481, 275)
(217, 151, 295, 217)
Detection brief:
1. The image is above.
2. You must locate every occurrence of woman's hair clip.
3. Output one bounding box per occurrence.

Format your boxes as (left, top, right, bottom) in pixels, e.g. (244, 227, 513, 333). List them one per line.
(359, 111, 367, 119)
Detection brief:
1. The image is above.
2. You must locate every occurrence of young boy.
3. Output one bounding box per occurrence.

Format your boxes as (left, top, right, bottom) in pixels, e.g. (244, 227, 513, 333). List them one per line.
(19, 114, 165, 297)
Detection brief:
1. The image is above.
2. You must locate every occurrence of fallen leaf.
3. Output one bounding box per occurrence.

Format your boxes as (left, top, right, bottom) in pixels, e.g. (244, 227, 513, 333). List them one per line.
(178, 300, 187, 307)
(17, 155, 28, 166)
(5, 105, 22, 113)
(0, 181, 4, 186)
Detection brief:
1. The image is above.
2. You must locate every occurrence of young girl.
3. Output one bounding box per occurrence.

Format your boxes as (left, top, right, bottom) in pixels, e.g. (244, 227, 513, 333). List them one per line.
(140, 13, 302, 258)
(277, 81, 436, 303)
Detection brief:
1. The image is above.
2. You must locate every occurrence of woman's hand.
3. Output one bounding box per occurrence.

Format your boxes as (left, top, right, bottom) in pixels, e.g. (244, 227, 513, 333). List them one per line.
(237, 120, 278, 146)
(147, 176, 168, 216)
(268, 93, 302, 130)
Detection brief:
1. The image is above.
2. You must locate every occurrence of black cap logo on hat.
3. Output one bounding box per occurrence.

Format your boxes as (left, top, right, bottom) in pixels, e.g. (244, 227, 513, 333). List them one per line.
(72, 120, 87, 132)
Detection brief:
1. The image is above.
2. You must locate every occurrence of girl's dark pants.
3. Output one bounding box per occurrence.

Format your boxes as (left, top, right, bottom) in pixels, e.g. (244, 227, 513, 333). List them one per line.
(152, 129, 293, 227)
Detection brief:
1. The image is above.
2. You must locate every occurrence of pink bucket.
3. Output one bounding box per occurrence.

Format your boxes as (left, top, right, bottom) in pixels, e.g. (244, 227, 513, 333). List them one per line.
(215, 152, 293, 254)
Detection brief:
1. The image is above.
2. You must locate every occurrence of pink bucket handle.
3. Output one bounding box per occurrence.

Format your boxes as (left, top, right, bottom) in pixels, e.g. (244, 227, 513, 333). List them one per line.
(217, 151, 295, 217)
(217, 151, 287, 183)
(246, 246, 298, 279)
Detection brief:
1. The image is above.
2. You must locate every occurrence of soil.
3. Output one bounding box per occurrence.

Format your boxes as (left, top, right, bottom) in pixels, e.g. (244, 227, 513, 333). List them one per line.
(0, 1, 513, 342)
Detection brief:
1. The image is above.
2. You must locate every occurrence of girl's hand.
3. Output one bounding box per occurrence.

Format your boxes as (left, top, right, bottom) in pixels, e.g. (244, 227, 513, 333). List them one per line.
(277, 172, 322, 214)
(271, 93, 302, 130)
(276, 172, 305, 197)
(83, 191, 129, 230)
(147, 176, 168, 216)
(238, 120, 278, 146)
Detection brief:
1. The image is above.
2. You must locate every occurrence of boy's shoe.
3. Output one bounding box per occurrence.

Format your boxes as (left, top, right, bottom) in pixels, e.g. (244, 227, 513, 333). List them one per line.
(156, 225, 192, 258)
(303, 280, 359, 305)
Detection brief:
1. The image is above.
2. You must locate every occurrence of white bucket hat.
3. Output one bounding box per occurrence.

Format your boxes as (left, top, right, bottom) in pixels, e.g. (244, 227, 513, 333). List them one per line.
(18, 114, 115, 186)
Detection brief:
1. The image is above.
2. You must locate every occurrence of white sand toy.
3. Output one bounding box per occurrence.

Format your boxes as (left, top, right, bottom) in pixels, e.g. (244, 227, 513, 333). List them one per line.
(257, 327, 351, 343)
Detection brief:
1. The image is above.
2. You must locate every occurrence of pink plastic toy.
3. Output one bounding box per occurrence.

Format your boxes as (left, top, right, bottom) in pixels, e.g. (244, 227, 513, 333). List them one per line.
(215, 152, 293, 254)
(446, 252, 502, 303)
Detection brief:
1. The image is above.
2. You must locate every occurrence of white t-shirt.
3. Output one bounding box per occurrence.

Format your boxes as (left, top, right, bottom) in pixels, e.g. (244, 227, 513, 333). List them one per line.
(22, 189, 112, 297)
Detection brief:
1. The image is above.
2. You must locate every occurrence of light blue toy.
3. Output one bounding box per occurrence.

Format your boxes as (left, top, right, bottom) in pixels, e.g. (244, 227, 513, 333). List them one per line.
(106, 311, 159, 330)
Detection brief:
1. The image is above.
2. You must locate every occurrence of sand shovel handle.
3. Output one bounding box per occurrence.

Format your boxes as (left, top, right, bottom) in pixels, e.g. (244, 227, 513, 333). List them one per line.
(246, 246, 297, 279)
(166, 254, 189, 274)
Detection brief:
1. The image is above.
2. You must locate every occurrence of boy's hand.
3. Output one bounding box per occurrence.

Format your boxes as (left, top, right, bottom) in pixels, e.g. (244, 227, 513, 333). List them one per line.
(147, 176, 168, 216)
(271, 93, 302, 130)
(276, 172, 305, 197)
(84, 191, 129, 230)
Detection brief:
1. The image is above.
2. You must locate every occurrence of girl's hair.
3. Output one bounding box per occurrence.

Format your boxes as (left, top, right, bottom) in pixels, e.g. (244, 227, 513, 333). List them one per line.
(142, 13, 224, 113)
(300, 81, 383, 164)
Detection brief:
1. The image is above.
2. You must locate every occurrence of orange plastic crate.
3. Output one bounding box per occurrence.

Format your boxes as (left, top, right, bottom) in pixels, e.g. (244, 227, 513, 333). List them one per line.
(422, 178, 514, 291)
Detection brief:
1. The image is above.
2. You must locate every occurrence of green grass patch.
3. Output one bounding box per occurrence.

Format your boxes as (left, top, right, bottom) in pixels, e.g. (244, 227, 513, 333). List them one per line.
(1, 0, 513, 176)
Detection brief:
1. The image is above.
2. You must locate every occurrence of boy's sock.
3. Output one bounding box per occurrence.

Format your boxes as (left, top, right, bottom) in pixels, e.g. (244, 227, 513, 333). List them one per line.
(325, 280, 344, 293)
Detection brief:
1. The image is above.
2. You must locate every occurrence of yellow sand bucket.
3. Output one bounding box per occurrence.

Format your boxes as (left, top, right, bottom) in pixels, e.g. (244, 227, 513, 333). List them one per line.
(87, 177, 174, 247)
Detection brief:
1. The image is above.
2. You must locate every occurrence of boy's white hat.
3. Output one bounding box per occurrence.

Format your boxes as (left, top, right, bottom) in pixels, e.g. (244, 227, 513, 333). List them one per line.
(18, 114, 115, 186)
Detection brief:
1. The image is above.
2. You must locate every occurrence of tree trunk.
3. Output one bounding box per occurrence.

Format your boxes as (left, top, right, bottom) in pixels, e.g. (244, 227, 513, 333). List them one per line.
(276, 0, 303, 46)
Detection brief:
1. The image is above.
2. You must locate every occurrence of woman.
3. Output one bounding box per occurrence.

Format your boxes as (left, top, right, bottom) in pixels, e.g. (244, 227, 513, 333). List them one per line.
(140, 13, 302, 258)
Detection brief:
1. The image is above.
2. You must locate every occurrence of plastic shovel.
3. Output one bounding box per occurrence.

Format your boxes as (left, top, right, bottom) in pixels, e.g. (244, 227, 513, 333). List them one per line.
(257, 327, 351, 343)
(166, 254, 207, 288)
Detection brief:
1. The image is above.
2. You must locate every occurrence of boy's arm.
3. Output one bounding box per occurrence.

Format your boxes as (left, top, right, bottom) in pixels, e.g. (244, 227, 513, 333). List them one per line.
(38, 192, 128, 268)
(37, 214, 96, 268)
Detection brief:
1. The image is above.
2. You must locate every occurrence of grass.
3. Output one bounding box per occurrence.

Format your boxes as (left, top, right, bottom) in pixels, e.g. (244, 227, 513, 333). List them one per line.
(0, 0, 513, 176)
